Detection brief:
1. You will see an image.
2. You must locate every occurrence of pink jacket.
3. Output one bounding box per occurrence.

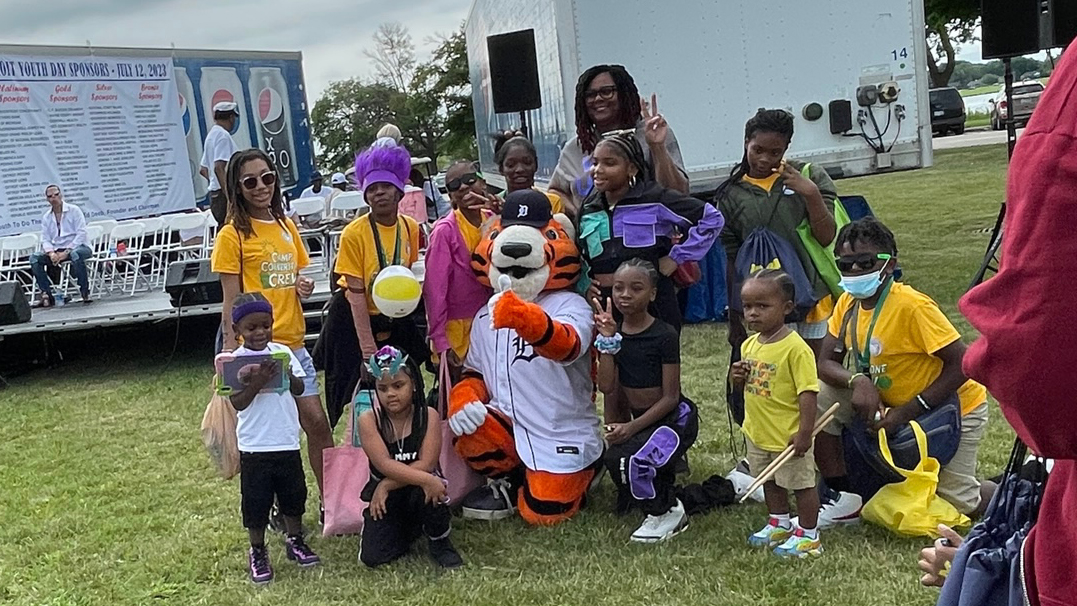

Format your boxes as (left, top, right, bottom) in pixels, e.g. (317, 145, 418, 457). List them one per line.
(422, 212, 493, 353)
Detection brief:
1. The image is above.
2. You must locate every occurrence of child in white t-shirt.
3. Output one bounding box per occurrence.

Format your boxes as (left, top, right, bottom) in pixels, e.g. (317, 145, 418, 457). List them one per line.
(228, 293, 320, 585)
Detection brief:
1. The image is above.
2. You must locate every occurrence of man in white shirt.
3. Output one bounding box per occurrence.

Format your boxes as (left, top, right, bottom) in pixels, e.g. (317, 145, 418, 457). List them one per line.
(30, 185, 92, 306)
(199, 101, 240, 225)
(299, 171, 331, 200)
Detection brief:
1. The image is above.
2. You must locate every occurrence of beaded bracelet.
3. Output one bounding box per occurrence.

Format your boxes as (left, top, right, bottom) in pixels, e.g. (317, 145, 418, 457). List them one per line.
(594, 333, 623, 355)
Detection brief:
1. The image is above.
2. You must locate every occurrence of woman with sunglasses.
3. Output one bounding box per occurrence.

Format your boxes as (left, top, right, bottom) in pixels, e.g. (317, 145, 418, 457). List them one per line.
(813, 217, 992, 526)
(577, 131, 722, 332)
(494, 132, 563, 214)
(422, 161, 495, 380)
(315, 139, 426, 428)
(549, 64, 688, 218)
(211, 148, 335, 506)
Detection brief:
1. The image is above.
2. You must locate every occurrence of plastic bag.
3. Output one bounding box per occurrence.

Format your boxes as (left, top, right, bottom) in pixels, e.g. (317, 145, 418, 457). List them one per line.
(862, 421, 970, 538)
(200, 392, 240, 480)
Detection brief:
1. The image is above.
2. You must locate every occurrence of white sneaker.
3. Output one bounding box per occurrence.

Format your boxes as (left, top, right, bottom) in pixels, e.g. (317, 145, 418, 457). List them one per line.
(817, 491, 863, 529)
(630, 500, 688, 543)
(726, 469, 765, 503)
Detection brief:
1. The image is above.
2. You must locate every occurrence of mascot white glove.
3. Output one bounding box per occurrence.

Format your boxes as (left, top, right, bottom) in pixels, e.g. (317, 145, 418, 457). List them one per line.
(487, 274, 513, 330)
(448, 402, 488, 436)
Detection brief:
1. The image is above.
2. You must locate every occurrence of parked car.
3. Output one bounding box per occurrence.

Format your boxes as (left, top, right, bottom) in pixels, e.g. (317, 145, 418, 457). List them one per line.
(929, 87, 966, 136)
(989, 80, 1045, 130)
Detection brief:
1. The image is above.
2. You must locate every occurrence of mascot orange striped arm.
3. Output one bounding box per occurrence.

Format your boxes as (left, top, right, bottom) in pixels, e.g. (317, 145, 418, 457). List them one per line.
(447, 190, 603, 526)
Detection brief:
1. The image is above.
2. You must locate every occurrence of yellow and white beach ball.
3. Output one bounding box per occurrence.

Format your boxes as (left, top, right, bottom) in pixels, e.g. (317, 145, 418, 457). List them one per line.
(371, 265, 421, 318)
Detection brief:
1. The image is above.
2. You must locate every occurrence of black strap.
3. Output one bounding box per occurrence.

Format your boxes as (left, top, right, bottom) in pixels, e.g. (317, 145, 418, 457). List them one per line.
(369, 214, 403, 270)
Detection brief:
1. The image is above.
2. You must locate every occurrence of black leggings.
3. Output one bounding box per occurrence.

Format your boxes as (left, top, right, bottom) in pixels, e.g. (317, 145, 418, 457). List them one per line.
(359, 485, 451, 568)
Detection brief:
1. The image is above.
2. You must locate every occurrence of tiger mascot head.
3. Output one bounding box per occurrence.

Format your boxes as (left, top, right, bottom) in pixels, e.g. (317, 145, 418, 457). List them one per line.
(471, 189, 581, 302)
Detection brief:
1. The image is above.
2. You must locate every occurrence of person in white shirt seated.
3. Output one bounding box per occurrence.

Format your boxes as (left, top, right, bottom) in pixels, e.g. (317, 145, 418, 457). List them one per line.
(299, 170, 332, 200)
(30, 184, 93, 306)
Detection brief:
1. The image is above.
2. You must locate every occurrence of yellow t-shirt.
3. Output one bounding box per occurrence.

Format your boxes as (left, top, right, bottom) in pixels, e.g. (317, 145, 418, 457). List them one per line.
(827, 282, 988, 416)
(742, 173, 780, 193)
(455, 209, 483, 251)
(334, 215, 421, 315)
(211, 218, 310, 349)
(741, 330, 820, 451)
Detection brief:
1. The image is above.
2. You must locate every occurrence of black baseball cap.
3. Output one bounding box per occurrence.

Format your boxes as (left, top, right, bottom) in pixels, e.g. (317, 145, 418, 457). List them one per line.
(501, 189, 552, 228)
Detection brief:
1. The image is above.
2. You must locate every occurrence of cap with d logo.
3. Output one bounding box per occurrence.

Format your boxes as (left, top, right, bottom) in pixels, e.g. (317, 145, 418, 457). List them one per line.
(501, 189, 552, 228)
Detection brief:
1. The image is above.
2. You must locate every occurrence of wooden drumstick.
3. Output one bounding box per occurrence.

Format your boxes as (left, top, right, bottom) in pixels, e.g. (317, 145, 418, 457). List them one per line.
(739, 402, 842, 504)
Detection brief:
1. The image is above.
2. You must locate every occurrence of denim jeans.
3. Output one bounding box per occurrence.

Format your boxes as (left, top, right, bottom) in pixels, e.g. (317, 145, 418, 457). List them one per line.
(30, 244, 93, 297)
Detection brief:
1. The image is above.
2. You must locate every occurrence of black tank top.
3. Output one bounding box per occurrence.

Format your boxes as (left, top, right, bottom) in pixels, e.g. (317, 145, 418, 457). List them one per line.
(363, 404, 427, 499)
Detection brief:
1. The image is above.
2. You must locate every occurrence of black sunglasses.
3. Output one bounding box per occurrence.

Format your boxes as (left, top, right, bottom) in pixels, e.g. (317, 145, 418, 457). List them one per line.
(241, 171, 277, 190)
(835, 253, 892, 273)
(584, 85, 618, 102)
(447, 172, 483, 192)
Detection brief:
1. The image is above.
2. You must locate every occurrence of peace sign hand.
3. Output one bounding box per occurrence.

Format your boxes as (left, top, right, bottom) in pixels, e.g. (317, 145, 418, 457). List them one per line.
(640, 93, 668, 148)
(591, 297, 618, 338)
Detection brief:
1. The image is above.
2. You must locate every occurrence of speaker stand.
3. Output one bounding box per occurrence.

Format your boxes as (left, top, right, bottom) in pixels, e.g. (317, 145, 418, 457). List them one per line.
(518, 110, 529, 140)
(970, 57, 1018, 290)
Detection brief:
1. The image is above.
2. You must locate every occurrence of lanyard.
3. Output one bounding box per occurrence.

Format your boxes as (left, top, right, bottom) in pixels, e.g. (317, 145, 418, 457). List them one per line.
(369, 214, 402, 270)
(850, 279, 893, 373)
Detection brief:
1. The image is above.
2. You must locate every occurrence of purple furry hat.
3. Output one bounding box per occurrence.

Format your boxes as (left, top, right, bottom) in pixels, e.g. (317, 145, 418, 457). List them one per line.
(355, 138, 411, 193)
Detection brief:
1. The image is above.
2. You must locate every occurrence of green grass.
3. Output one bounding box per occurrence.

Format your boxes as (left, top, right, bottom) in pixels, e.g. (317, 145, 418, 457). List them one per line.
(965, 110, 991, 129)
(0, 145, 1014, 606)
(959, 84, 999, 97)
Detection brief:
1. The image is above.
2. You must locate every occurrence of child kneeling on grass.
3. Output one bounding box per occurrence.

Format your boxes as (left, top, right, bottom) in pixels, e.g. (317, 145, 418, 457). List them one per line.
(228, 292, 320, 586)
(731, 270, 822, 558)
(357, 346, 464, 569)
(594, 259, 699, 543)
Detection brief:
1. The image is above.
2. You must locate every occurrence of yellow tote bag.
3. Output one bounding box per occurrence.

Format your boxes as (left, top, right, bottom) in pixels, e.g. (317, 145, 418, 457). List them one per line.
(861, 421, 971, 538)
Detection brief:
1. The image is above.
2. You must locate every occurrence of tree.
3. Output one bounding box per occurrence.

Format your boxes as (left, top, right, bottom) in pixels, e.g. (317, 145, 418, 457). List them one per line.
(364, 22, 416, 93)
(425, 28, 475, 161)
(310, 79, 399, 171)
(925, 0, 980, 88)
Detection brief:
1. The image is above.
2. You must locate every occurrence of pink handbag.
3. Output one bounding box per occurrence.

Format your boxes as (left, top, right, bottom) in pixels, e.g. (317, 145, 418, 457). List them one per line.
(436, 358, 484, 504)
(321, 402, 370, 536)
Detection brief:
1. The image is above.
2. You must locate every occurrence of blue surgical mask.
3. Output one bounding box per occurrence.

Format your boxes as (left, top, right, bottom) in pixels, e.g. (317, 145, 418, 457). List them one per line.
(840, 267, 887, 299)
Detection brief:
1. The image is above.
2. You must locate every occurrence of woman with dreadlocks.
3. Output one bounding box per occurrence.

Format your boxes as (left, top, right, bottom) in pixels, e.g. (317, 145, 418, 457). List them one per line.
(715, 109, 839, 357)
(211, 148, 335, 507)
(550, 65, 689, 217)
(577, 131, 722, 332)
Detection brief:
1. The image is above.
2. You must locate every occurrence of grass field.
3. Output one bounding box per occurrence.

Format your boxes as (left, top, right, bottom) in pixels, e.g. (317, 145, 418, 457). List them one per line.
(0, 145, 1014, 606)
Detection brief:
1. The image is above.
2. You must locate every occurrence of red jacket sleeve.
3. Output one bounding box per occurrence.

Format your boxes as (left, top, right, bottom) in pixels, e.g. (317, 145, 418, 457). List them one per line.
(959, 46, 1077, 459)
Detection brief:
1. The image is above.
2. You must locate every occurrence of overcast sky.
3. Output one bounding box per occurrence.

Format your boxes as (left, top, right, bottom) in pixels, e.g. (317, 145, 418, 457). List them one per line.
(0, 0, 471, 104)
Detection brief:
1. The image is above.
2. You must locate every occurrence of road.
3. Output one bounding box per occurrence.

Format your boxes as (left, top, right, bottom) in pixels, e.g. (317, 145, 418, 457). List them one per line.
(932, 127, 1024, 151)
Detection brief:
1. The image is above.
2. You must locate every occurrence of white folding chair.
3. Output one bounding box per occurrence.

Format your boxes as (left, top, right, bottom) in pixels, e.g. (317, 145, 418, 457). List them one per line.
(104, 222, 147, 296)
(0, 233, 40, 301)
(164, 212, 210, 261)
(67, 224, 108, 297)
(204, 209, 219, 250)
(292, 197, 329, 273)
(329, 191, 367, 219)
(88, 219, 118, 240)
(136, 218, 169, 288)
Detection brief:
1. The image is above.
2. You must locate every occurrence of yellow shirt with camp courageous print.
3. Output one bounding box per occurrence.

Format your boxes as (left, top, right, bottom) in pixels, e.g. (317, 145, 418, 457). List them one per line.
(334, 215, 420, 315)
(827, 282, 988, 416)
(211, 218, 309, 349)
(741, 330, 820, 452)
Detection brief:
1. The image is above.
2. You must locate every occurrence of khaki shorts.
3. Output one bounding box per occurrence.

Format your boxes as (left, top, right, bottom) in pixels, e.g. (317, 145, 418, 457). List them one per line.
(746, 440, 817, 491)
(817, 382, 989, 514)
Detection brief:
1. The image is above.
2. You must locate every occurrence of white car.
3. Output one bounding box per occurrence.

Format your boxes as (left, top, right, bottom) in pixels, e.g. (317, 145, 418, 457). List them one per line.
(989, 80, 1044, 130)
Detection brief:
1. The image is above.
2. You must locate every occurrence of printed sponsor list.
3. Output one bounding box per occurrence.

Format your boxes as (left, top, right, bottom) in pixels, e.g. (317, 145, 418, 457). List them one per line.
(0, 56, 194, 235)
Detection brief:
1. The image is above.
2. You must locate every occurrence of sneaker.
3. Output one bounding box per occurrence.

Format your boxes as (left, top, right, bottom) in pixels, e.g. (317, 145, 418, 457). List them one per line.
(428, 537, 464, 569)
(461, 479, 517, 521)
(284, 534, 321, 568)
(248, 545, 273, 585)
(630, 500, 688, 543)
(748, 518, 793, 548)
(726, 469, 765, 503)
(774, 528, 823, 559)
(817, 490, 863, 529)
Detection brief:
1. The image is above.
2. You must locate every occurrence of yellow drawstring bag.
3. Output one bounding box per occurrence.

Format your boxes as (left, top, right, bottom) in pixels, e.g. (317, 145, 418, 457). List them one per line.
(862, 421, 971, 538)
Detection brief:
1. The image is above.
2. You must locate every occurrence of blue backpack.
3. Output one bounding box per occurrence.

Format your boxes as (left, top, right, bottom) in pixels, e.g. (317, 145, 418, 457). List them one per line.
(729, 226, 817, 319)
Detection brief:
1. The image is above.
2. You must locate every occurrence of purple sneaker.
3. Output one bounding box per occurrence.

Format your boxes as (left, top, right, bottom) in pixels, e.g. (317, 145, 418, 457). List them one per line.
(249, 545, 273, 585)
(285, 534, 320, 568)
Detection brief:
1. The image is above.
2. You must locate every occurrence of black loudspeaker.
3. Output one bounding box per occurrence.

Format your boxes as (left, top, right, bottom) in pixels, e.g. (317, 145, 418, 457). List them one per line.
(0, 281, 31, 325)
(982, 0, 1041, 59)
(165, 259, 222, 308)
(487, 29, 541, 113)
(1043, 0, 1077, 48)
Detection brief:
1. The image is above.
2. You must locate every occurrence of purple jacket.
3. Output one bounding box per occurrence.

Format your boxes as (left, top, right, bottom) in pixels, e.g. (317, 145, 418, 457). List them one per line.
(422, 212, 493, 353)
